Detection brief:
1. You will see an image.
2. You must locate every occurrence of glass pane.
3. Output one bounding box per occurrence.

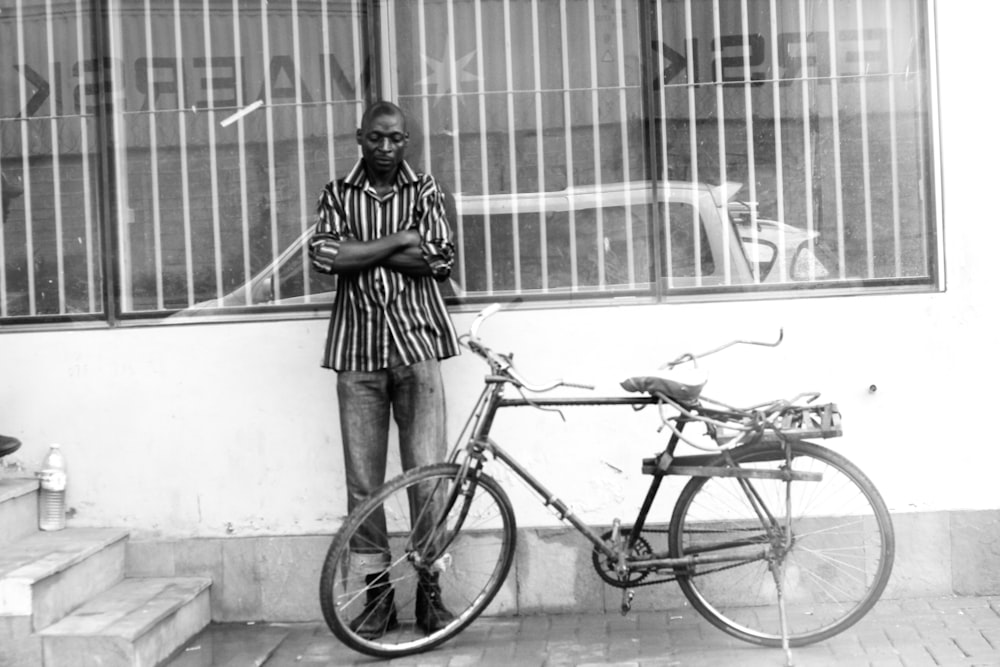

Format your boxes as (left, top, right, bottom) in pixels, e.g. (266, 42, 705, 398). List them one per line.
(653, 0, 935, 290)
(393, 0, 651, 299)
(1, 0, 104, 320)
(107, 0, 368, 315)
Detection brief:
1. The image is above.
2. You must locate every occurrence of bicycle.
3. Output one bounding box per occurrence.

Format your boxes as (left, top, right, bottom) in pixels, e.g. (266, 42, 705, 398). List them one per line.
(319, 303, 895, 662)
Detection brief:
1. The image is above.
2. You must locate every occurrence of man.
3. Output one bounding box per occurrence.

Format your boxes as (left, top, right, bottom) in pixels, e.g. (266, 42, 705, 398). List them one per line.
(309, 101, 459, 639)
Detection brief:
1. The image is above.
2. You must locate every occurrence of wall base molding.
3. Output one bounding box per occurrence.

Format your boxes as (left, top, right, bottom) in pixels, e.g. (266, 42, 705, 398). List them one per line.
(124, 509, 993, 622)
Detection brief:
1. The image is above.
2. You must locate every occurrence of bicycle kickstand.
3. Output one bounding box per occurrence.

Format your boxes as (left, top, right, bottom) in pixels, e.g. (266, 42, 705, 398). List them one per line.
(770, 560, 794, 667)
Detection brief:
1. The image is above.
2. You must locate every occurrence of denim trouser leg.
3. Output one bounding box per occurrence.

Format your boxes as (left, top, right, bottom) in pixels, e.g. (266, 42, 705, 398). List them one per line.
(391, 359, 448, 560)
(338, 355, 448, 570)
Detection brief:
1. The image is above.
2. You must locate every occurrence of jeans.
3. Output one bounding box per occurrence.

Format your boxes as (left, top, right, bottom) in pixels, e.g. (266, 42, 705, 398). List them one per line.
(338, 349, 447, 572)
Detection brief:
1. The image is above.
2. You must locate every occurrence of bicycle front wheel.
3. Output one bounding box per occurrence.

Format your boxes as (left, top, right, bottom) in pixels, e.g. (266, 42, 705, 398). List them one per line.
(669, 440, 894, 647)
(319, 463, 516, 658)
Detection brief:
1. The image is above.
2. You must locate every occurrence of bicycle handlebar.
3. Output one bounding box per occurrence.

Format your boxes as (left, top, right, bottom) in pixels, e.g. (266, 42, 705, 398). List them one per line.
(461, 304, 595, 393)
(464, 303, 794, 405)
(662, 328, 784, 369)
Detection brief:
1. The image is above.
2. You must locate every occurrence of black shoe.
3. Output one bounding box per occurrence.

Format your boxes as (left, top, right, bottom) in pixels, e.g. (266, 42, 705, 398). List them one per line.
(415, 571, 455, 634)
(0, 435, 20, 459)
(348, 572, 399, 639)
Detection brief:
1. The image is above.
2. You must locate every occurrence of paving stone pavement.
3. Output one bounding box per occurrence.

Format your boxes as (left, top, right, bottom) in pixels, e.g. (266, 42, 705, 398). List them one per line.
(171, 596, 1000, 666)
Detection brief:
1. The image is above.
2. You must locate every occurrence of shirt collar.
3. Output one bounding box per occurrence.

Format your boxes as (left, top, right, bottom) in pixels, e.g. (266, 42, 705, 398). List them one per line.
(344, 159, 419, 192)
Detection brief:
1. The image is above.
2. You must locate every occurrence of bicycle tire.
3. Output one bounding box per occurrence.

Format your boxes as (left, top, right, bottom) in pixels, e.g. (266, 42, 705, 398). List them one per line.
(319, 463, 517, 658)
(668, 440, 894, 647)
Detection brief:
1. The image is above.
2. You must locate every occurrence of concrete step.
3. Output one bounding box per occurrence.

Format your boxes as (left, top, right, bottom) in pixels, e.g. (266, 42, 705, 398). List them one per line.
(0, 477, 39, 546)
(163, 622, 290, 667)
(0, 527, 129, 629)
(0, 527, 129, 666)
(40, 577, 212, 667)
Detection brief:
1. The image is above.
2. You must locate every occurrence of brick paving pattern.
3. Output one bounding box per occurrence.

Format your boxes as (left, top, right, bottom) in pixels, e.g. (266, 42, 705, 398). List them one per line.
(175, 596, 1000, 666)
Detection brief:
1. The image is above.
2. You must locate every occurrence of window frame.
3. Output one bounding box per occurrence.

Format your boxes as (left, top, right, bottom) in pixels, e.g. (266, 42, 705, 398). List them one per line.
(0, 0, 944, 331)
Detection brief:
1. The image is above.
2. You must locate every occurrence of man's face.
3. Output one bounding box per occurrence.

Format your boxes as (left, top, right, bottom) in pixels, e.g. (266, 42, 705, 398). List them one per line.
(357, 111, 408, 181)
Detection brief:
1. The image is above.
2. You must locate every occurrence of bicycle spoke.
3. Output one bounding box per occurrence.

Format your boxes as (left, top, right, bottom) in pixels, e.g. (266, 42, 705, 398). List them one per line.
(670, 441, 893, 647)
(320, 464, 517, 659)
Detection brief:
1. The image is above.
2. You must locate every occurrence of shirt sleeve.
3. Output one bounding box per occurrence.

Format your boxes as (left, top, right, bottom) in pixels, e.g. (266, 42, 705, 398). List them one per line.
(309, 182, 345, 274)
(415, 175, 456, 281)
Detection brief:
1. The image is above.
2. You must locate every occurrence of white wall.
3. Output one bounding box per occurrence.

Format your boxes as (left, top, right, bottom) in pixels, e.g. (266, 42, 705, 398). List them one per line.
(2, 2, 998, 539)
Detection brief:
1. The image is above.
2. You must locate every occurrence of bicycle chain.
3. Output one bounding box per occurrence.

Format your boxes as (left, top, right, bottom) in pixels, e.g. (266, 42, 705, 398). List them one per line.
(598, 525, 765, 589)
(624, 556, 763, 588)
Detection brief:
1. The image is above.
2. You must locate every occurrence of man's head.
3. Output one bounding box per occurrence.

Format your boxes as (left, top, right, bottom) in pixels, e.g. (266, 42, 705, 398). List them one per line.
(357, 101, 408, 183)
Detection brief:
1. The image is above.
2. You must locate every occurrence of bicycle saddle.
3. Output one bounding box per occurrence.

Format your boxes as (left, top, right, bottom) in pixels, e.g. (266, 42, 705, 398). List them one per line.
(620, 366, 708, 403)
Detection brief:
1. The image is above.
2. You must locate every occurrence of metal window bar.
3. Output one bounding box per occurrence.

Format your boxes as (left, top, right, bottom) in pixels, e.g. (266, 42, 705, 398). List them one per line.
(531, 0, 548, 292)
(290, 0, 312, 301)
(322, 0, 336, 181)
(883, 0, 902, 278)
(796, 0, 816, 283)
(502, 0, 522, 293)
(739, 0, 760, 285)
(711, 0, 731, 286)
(107, 2, 131, 313)
(201, 0, 224, 303)
(472, 0, 493, 294)
(614, 0, 636, 288)
(416, 0, 434, 216)
(586, 0, 605, 289)
(684, 0, 701, 288)
(445, 0, 466, 290)
(140, 0, 163, 310)
(652, 0, 668, 289)
(826, 0, 847, 281)
(44, 0, 66, 312)
(15, 0, 37, 315)
(768, 0, 788, 282)
(856, 0, 875, 279)
(260, 0, 281, 301)
(172, 0, 195, 307)
(558, 0, 577, 291)
(76, 0, 98, 313)
(230, 0, 253, 306)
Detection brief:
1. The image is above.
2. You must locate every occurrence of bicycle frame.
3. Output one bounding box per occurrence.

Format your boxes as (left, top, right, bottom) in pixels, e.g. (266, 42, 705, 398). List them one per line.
(448, 368, 818, 574)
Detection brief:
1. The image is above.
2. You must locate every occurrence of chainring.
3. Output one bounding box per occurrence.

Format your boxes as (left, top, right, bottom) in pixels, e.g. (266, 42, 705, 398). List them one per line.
(591, 528, 653, 587)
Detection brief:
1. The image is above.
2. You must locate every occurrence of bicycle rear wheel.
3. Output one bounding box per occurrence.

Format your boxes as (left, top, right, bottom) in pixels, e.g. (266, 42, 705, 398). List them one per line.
(669, 440, 894, 647)
(319, 462, 516, 658)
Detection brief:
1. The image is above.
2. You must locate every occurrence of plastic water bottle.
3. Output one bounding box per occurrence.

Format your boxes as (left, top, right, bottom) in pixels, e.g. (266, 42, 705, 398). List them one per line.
(38, 444, 68, 531)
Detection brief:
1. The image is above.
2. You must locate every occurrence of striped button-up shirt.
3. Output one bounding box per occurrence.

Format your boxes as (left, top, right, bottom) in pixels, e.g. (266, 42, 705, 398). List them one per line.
(309, 159, 460, 372)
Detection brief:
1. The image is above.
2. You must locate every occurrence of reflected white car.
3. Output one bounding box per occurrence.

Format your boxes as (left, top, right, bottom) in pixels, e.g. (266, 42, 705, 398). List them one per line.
(728, 195, 835, 283)
(176, 180, 830, 315)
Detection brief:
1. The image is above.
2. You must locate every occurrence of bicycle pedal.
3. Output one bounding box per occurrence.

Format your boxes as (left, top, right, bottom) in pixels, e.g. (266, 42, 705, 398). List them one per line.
(620, 588, 634, 615)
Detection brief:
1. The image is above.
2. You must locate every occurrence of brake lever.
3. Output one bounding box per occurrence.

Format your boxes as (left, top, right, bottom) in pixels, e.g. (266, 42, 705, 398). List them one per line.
(515, 386, 567, 422)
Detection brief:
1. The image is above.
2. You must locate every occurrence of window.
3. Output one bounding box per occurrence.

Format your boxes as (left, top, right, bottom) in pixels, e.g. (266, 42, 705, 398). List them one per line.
(1, 1, 104, 321)
(109, 0, 369, 316)
(0, 0, 940, 327)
